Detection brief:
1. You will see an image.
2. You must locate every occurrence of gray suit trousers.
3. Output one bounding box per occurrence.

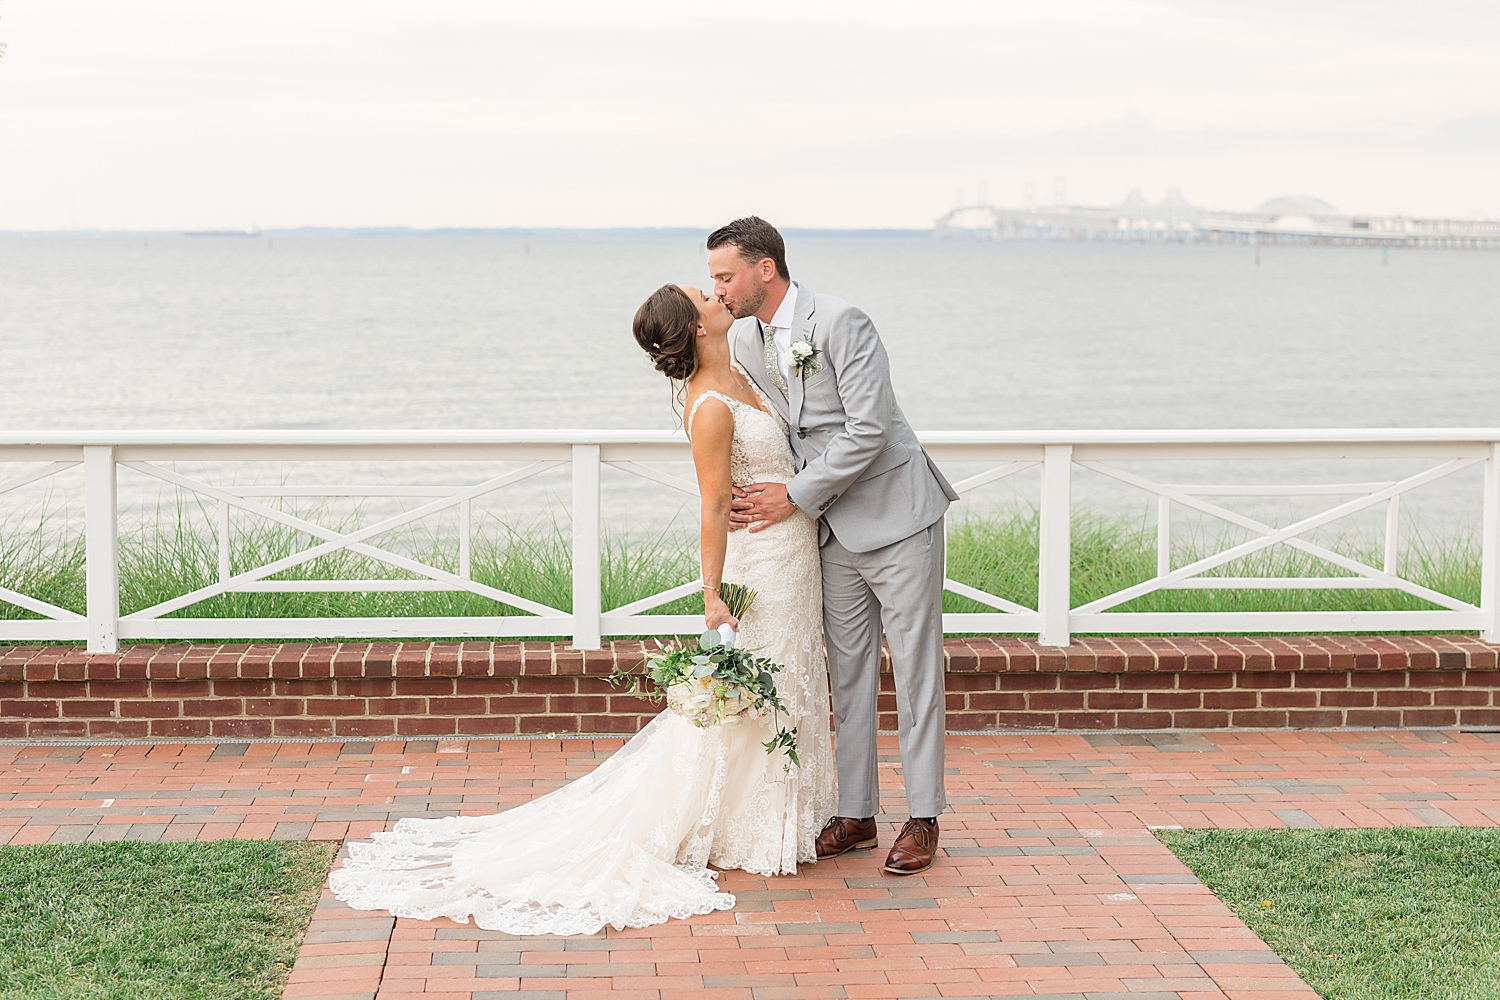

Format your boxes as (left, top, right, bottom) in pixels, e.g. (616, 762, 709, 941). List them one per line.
(821, 518, 947, 819)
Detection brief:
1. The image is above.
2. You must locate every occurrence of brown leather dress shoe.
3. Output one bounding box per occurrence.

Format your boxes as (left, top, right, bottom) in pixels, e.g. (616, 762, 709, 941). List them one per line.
(883, 817, 938, 875)
(815, 816, 878, 860)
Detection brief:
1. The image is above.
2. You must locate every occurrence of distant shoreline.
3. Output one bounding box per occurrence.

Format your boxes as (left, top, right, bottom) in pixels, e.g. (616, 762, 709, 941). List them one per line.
(0, 226, 934, 241)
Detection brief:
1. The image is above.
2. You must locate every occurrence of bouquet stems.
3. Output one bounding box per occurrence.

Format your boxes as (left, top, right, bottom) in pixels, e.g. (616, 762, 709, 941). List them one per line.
(718, 582, 756, 620)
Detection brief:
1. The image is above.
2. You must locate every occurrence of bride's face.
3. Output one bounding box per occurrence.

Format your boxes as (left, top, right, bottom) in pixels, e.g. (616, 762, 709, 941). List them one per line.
(679, 285, 733, 339)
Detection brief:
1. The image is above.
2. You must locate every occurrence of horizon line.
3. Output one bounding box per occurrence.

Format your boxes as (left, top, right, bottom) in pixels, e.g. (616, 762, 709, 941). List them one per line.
(0, 225, 935, 239)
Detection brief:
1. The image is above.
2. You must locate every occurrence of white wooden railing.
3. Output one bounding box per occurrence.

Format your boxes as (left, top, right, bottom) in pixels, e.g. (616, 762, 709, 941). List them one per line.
(1, 430, 1497, 652)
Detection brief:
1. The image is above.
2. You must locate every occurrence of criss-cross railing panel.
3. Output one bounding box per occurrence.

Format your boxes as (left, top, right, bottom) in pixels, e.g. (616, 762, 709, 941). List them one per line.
(1070, 454, 1489, 634)
(119, 461, 568, 623)
(0, 462, 80, 498)
(940, 460, 1041, 629)
(598, 459, 704, 635)
(0, 431, 1495, 650)
(602, 453, 1051, 633)
(0, 460, 86, 636)
(1075, 459, 1478, 613)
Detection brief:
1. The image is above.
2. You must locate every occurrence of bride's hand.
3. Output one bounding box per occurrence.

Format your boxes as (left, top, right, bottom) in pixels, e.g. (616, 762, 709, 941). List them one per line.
(704, 592, 739, 631)
(727, 486, 753, 533)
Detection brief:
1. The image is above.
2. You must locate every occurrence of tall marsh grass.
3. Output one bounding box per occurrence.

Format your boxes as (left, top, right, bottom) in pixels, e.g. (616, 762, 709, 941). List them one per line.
(943, 509, 1477, 616)
(0, 502, 702, 623)
(0, 504, 1482, 636)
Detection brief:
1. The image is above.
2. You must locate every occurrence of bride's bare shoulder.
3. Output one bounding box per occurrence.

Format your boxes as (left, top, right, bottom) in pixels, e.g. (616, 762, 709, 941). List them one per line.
(685, 387, 734, 441)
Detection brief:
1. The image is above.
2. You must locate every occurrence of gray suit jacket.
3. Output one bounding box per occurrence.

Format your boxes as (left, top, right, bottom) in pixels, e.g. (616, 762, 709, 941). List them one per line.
(735, 284, 958, 553)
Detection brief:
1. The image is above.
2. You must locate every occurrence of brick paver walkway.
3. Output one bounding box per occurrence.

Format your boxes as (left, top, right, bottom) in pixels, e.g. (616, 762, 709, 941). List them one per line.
(3, 729, 1498, 999)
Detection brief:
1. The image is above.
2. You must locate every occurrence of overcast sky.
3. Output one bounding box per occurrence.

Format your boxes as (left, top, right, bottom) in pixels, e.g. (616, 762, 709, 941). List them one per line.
(1, 0, 1496, 230)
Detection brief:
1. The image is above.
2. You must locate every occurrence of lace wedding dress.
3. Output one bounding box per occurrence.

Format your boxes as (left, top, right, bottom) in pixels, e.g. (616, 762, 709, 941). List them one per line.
(329, 380, 835, 936)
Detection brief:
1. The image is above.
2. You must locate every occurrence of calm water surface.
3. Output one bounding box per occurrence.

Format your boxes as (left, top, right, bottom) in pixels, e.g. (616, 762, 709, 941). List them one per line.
(3, 235, 1497, 432)
(1, 236, 1497, 536)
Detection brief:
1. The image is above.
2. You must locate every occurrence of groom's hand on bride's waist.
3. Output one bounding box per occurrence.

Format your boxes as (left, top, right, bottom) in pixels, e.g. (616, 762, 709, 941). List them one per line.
(729, 483, 796, 533)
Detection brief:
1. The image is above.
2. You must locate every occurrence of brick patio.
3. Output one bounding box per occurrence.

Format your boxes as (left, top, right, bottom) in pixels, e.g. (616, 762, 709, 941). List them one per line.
(3, 729, 1497, 999)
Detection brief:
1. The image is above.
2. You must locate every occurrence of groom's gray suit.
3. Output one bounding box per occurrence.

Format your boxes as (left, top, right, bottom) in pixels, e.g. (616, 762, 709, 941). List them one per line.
(735, 284, 959, 819)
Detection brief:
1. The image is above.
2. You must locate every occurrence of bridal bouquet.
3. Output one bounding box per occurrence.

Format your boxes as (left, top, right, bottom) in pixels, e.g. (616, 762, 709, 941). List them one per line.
(607, 584, 799, 765)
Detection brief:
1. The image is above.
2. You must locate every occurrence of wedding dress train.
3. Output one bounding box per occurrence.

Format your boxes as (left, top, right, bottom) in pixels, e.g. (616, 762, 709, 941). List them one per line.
(329, 381, 835, 935)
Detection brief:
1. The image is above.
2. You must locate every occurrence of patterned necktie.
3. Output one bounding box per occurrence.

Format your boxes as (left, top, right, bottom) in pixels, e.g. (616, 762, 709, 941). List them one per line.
(762, 323, 790, 400)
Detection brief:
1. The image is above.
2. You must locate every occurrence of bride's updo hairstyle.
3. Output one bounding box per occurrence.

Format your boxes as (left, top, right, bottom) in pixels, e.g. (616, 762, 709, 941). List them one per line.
(633, 284, 700, 382)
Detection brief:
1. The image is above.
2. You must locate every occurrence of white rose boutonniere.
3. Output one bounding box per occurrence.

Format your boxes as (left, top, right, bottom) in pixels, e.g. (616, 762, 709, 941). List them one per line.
(788, 337, 822, 378)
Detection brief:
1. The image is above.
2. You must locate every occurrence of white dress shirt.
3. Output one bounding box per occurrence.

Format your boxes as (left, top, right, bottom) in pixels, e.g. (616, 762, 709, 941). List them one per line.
(759, 280, 800, 385)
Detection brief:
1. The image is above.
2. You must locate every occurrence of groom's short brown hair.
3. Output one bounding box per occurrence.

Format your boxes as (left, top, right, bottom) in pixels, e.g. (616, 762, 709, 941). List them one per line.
(706, 217, 790, 281)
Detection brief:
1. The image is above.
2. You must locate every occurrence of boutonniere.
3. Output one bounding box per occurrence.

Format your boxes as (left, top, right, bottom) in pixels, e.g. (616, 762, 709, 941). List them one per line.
(788, 337, 822, 378)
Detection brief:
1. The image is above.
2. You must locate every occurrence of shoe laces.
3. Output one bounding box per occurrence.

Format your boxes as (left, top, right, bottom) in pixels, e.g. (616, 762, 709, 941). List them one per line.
(897, 817, 935, 847)
(837, 817, 866, 837)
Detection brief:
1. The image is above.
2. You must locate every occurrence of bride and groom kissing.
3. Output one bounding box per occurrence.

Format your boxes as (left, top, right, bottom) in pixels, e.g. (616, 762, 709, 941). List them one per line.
(329, 216, 960, 936)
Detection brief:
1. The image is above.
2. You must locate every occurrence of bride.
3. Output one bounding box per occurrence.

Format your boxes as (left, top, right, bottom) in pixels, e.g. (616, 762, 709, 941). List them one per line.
(327, 283, 835, 935)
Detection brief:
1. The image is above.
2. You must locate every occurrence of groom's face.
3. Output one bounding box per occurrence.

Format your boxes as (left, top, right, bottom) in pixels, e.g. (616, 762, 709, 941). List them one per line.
(708, 245, 769, 320)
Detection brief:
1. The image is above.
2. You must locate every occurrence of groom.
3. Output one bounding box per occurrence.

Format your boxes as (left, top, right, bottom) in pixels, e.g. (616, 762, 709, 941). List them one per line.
(708, 217, 959, 875)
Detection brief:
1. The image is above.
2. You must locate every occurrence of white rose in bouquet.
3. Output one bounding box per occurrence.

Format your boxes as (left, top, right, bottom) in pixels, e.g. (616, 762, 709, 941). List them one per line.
(667, 677, 715, 726)
(717, 686, 748, 718)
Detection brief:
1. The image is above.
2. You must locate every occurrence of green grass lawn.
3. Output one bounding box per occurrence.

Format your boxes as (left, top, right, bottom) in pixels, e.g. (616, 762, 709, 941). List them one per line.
(0, 840, 336, 1000)
(1160, 827, 1500, 1000)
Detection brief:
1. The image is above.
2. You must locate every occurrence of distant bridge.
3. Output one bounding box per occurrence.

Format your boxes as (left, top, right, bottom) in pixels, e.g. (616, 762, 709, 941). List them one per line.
(936, 203, 1500, 250)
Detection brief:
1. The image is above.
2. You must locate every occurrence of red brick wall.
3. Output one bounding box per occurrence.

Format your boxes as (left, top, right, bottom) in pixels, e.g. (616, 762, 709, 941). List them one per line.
(1, 635, 1497, 740)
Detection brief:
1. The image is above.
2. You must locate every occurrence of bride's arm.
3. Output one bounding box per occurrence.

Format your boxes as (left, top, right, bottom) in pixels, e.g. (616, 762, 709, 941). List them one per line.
(689, 399, 738, 631)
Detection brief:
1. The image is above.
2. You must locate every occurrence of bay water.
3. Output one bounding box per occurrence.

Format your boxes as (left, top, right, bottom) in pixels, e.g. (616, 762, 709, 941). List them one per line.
(3, 234, 1497, 431)
(2, 234, 1497, 543)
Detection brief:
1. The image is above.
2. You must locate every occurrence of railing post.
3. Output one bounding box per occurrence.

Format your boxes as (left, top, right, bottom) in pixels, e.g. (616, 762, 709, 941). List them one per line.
(571, 444, 602, 650)
(1482, 442, 1499, 643)
(1037, 444, 1072, 647)
(1156, 495, 1170, 578)
(459, 499, 472, 580)
(1383, 495, 1401, 576)
(83, 446, 119, 653)
(218, 500, 231, 584)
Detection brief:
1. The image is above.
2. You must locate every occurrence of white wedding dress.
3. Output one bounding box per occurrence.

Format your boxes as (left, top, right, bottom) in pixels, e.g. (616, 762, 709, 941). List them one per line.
(329, 380, 835, 935)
